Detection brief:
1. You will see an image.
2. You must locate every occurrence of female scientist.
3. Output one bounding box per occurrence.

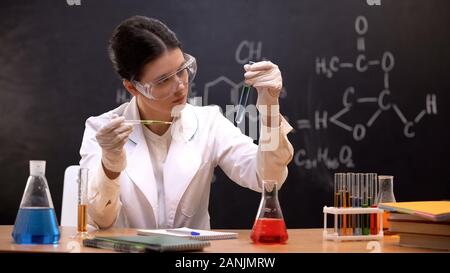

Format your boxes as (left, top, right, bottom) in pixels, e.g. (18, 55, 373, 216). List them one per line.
(80, 16, 294, 229)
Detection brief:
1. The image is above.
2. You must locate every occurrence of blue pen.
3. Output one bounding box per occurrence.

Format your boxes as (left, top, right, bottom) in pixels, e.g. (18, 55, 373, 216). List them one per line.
(166, 229, 200, 236)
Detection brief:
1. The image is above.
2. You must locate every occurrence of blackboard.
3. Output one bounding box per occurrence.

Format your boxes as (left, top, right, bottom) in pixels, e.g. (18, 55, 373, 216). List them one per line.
(0, 0, 449, 228)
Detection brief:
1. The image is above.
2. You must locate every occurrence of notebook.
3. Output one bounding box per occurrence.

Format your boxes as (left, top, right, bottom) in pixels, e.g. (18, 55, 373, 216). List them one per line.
(137, 227, 238, 240)
(378, 201, 450, 221)
(83, 235, 210, 253)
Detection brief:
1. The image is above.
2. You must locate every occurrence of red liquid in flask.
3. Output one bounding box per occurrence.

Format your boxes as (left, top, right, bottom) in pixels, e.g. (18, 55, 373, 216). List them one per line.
(251, 218, 288, 244)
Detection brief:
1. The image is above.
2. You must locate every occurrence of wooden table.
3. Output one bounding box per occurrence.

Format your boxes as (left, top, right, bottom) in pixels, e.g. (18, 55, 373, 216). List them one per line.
(0, 225, 445, 253)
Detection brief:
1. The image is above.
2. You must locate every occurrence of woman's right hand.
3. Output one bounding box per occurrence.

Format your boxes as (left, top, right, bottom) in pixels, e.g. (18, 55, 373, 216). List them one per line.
(95, 115, 133, 173)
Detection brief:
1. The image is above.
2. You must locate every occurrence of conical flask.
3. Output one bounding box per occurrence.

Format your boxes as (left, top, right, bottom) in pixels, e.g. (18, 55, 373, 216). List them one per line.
(376, 175, 396, 233)
(12, 160, 60, 244)
(250, 180, 288, 244)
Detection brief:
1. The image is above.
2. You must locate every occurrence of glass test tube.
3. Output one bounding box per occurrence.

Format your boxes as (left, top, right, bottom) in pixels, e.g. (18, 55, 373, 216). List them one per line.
(77, 168, 89, 235)
(370, 173, 378, 235)
(349, 173, 356, 235)
(345, 173, 352, 236)
(336, 173, 343, 235)
(235, 61, 255, 124)
(361, 173, 370, 235)
(340, 173, 346, 236)
(334, 173, 339, 234)
(354, 173, 361, 235)
(340, 174, 345, 235)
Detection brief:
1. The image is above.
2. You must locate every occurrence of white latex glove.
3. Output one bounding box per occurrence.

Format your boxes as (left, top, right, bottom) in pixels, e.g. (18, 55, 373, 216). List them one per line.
(244, 61, 282, 125)
(95, 115, 133, 173)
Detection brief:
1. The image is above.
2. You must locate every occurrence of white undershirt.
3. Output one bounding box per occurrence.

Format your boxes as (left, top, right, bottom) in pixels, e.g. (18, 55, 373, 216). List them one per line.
(142, 126, 172, 228)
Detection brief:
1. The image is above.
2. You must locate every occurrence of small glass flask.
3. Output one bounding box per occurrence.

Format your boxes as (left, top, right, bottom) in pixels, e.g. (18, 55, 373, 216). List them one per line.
(376, 175, 396, 233)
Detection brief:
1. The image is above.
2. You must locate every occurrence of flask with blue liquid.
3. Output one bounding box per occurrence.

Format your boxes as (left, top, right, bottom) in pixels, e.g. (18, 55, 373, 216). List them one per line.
(12, 160, 60, 244)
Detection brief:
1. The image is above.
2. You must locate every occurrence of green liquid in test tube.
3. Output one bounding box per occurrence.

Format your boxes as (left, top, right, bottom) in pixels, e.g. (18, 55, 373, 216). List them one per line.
(235, 61, 255, 124)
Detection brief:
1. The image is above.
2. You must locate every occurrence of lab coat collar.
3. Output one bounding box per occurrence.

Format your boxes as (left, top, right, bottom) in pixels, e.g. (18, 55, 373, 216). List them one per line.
(122, 97, 201, 226)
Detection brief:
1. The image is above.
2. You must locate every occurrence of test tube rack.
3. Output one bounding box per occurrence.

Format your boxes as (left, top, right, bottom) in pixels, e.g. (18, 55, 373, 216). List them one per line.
(323, 206, 384, 241)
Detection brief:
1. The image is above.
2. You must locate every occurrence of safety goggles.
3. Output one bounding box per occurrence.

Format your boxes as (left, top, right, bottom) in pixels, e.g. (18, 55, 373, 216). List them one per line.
(132, 53, 197, 100)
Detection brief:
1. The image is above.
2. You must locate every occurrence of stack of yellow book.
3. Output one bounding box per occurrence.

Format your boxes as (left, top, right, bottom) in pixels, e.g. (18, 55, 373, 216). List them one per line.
(379, 201, 450, 251)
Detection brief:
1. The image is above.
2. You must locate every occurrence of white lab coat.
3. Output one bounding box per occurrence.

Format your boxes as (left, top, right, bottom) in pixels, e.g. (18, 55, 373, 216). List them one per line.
(79, 97, 294, 230)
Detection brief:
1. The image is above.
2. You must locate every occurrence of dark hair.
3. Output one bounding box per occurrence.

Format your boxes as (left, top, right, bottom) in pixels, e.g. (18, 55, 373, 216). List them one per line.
(108, 16, 182, 81)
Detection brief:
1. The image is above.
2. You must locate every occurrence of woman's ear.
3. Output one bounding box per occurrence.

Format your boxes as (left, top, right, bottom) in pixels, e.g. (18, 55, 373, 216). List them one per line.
(123, 79, 139, 97)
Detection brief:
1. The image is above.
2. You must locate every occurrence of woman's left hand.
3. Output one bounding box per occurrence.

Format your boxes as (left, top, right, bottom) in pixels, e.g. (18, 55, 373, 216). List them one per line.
(244, 61, 282, 108)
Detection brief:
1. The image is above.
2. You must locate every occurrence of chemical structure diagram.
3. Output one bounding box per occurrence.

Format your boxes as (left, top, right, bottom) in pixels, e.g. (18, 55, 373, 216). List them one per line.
(296, 15, 438, 141)
(293, 15, 439, 170)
